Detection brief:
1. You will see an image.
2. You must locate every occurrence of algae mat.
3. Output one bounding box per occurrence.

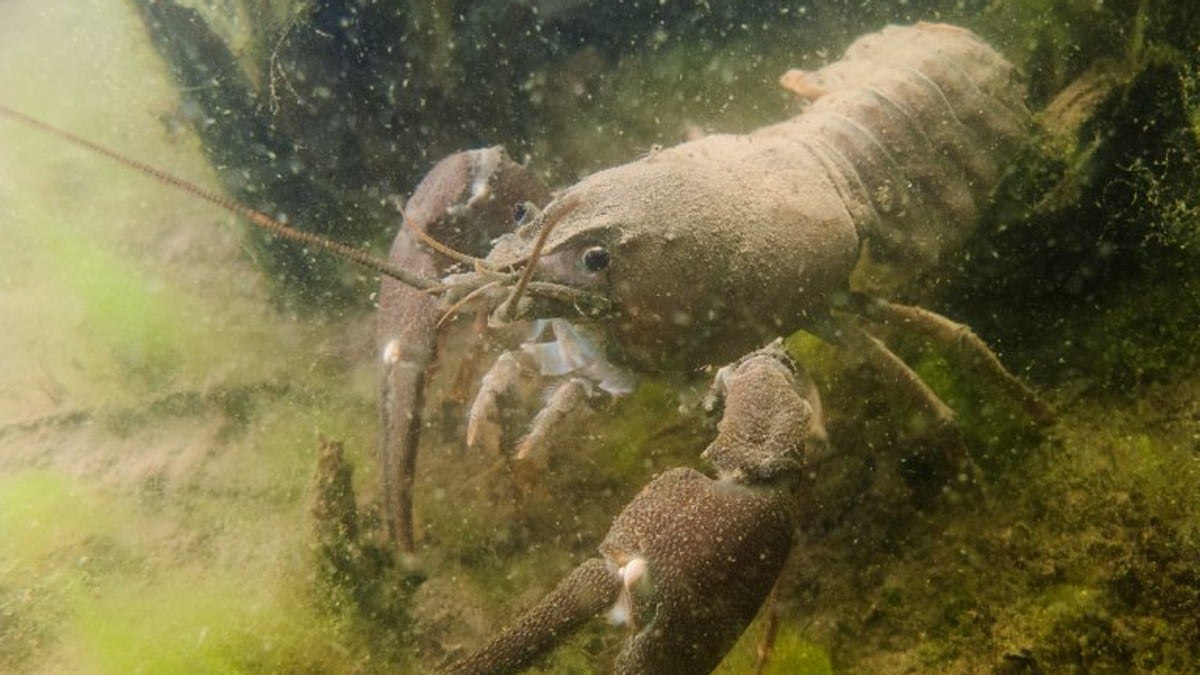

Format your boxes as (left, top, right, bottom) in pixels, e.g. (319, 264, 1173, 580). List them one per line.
(0, 2, 383, 671)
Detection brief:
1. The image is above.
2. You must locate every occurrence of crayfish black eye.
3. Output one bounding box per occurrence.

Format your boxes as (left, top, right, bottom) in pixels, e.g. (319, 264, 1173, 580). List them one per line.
(582, 246, 611, 273)
(512, 201, 541, 226)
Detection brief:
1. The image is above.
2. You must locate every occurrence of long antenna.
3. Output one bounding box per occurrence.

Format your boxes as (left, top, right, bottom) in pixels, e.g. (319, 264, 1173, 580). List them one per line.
(0, 104, 440, 291)
(499, 195, 581, 320)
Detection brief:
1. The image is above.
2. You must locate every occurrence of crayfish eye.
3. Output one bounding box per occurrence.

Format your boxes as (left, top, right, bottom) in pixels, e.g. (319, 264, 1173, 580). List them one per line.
(581, 246, 611, 273)
(512, 201, 541, 226)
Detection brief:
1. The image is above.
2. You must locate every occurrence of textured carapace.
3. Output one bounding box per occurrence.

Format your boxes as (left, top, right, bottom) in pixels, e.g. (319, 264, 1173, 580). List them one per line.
(481, 23, 1029, 375)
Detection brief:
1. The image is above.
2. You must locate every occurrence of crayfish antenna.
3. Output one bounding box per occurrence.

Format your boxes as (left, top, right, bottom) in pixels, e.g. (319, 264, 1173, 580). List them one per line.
(436, 280, 503, 328)
(0, 103, 437, 291)
(500, 194, 581, 321)
(401, 209, 492, 270)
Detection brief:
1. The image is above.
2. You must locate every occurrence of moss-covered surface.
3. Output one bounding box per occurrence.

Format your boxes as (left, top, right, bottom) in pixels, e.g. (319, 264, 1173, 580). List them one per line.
(2, 0, 1199, 673)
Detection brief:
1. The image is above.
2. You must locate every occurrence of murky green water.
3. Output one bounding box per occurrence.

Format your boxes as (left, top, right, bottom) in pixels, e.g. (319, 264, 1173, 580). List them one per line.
(1, 1, 1198, 673)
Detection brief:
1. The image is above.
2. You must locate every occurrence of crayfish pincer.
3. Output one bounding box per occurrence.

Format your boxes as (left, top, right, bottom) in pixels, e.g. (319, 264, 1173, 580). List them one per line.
(376, 147, 551, 555)
(443, 343, 820, 675)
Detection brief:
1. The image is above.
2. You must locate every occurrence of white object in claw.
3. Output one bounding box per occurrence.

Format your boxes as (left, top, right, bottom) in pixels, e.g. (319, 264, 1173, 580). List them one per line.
(608, 556, 649, 627)
(381, 338, 402, 365)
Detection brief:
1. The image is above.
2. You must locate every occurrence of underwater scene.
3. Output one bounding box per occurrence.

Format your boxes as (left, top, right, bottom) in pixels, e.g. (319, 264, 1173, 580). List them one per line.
(1, 0, 1198, 673)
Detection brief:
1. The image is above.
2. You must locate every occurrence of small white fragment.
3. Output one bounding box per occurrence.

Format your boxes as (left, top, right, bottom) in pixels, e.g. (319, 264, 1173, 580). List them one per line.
(621, 557, 647, 589)
(608, 601, 629, 627)
(608, 556, 649, 627)
(465, 147, 502, 208)
(381, 339, 402, 365)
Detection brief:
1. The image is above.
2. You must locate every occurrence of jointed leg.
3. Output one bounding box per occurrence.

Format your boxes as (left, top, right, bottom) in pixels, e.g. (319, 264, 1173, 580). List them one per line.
(855, 297, 1055, 425)
(834, 317, 958, 429)
(443, 557, 620, 675)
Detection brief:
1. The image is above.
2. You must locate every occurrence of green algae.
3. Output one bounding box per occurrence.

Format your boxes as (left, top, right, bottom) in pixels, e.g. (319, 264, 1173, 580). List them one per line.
(0, 471, 120, 568)
(27, 222, 206, 389)
(715, 621, 834, 675)
(0, 4, 389, 673)
(0, 470, 356, 674)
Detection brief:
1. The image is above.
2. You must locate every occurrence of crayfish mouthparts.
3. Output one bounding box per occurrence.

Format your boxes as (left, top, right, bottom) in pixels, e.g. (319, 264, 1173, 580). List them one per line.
(436, 270, 613, 327)
(500, 281, 613, 322)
